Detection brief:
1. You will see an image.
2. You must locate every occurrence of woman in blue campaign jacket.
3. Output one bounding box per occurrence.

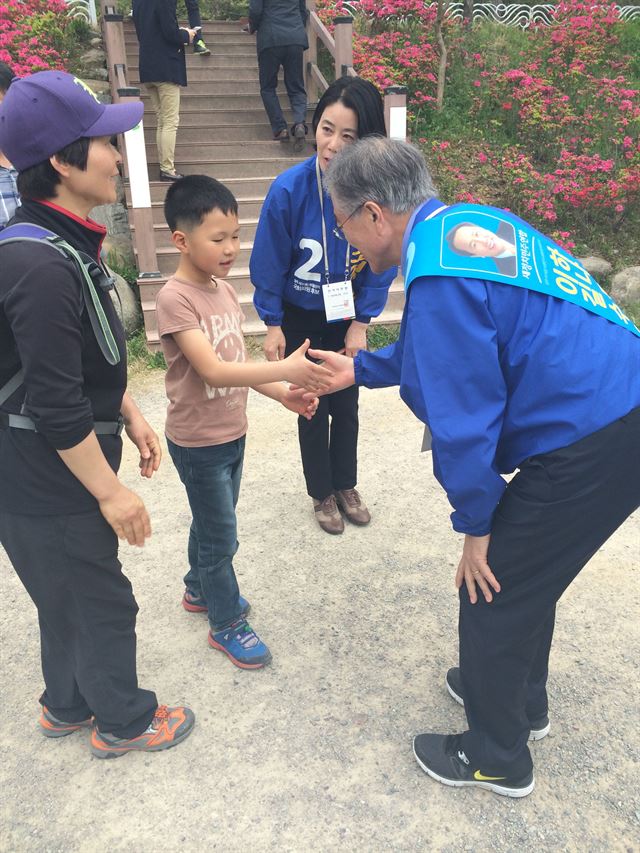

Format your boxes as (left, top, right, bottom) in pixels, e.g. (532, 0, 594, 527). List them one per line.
(250, 77, 397, 534)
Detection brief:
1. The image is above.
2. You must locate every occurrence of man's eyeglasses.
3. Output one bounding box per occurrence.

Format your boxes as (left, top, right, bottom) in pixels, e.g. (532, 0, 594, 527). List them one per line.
(333, 203, 365, 241)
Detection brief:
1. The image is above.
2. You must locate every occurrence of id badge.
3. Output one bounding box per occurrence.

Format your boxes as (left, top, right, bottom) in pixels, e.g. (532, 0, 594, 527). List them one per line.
(322, 280, 356, 323)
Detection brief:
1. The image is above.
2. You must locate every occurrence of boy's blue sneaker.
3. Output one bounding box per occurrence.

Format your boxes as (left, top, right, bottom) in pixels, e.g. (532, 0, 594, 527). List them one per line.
(182, 589, 250, 618)
(208, 619, 272, 669)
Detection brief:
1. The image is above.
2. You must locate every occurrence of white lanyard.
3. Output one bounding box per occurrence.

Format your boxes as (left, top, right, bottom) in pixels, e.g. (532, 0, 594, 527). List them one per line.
(315, 157, 350, 284)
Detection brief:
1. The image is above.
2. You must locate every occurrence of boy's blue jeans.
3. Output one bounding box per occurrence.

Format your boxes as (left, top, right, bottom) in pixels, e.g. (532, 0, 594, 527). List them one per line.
(167, 435, 246, 631)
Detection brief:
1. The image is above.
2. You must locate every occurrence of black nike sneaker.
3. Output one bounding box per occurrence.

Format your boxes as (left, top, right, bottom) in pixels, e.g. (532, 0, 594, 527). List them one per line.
(413, 733, 535, 798)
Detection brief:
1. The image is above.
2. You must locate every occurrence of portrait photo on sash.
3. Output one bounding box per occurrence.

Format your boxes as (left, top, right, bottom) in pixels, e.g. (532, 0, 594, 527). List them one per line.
(441, 211, 518, 279)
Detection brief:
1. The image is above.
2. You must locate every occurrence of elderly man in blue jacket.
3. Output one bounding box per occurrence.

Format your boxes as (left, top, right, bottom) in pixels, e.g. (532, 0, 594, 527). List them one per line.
(133, 0, 197, 181)
(311, 137, 640, 798)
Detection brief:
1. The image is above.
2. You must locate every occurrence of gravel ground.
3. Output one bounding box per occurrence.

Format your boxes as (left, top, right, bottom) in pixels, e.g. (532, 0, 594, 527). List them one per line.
(1, 371, 639, 853)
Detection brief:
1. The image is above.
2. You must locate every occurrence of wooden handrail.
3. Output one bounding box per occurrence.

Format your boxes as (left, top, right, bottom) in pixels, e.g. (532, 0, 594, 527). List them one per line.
(308, 10, 335, 55)
(304, 2, 406, 140)
(101, 3, 160, 281)
(308, 63, 330, 94)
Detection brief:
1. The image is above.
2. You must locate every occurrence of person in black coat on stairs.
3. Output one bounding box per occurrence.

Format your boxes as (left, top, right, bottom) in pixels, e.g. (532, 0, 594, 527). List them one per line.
(132, 0, 197, 180)
(248, 0, 309, 150)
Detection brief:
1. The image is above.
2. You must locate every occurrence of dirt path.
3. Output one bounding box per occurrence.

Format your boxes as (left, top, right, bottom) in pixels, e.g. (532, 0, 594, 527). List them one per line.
(1, 371, 639, 852)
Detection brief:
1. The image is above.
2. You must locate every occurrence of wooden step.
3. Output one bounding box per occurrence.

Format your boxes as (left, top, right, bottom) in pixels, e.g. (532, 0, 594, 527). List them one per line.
(127, 54, 258, 69)
(144, 123, 279, 144)
(143, 157, 307, 180)
(138, 92, 272, 109)
(126, 42, 256, 57)
(141, 196, 264, 225)
(134, 79, 267, 95)
(129, 65, 259, 82)
(124, 176, 280, 204)
(124, 20, 254, 34)
(124, 31, 255, 45)
(145, 139, 314, 161)
(140, 105, 316, 127)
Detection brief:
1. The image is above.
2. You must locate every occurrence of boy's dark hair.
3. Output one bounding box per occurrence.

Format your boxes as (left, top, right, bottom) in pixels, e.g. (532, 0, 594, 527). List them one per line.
(17, 137, 91, 200)
(0, 60, 14, 95)
(312, 76, 386, 140)
(164, 175, 238, 232)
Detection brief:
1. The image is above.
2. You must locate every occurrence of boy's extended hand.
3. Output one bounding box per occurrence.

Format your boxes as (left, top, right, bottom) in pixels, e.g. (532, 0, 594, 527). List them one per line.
(284, 340, 334, 392)
(280, 386, 319, 420)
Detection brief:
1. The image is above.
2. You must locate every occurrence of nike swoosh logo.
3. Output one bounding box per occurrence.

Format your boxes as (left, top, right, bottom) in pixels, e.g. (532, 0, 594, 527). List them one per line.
(473, 770, 507, 781)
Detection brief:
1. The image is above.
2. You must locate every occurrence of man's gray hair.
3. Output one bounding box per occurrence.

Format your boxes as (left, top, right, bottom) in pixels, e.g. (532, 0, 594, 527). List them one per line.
(325, 137, 437, 215)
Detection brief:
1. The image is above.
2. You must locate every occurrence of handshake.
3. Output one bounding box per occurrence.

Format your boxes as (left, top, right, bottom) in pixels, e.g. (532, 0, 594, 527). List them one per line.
(280, 340, 356, 420)
(281, 339, 356, 395)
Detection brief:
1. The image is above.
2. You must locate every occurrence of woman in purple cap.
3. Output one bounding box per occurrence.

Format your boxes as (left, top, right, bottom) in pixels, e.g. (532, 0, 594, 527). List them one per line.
(0, 71, 195, 759)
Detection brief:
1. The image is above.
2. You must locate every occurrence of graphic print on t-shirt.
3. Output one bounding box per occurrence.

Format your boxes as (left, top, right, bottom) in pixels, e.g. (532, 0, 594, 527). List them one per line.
(200, 309, 245, 402)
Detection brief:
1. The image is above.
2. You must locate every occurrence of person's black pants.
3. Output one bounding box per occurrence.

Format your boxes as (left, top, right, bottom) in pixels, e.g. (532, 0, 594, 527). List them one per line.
(283, 302, 359, 500)
(258, 45, 307, 135)
(458, 406, 640, 777)
(0, 509, 157, 738)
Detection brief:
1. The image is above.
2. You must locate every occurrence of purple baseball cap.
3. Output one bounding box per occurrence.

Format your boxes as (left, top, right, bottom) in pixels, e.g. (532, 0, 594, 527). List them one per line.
(0, 70, 144, 171)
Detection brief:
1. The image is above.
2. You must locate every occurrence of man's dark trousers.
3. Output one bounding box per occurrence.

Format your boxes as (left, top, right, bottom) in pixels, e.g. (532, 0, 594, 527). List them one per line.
(458, 406, 640, 777)
(0, 509, 157, 738)
(185, 0, 202, 28)
(258, 45, 307, 135)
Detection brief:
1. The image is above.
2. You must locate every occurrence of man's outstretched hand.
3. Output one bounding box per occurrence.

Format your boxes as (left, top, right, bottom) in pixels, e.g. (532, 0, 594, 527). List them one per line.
(306, 348, 356, 395)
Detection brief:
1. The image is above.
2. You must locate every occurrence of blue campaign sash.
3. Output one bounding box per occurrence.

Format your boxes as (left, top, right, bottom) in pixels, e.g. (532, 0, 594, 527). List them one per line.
(404, 203, 640, 338)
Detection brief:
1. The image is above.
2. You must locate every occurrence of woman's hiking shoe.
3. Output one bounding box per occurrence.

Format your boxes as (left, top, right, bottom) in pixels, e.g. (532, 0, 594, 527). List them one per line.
(39, 706, 93, 738)
(90, 705, 195, 759)
(334, 488, 371, 525)
(182, 589, 250, 618)
(445, 667, 550, 741)
(313, 494, 344, 534)
(208, 619, 271, 669)
(413, 732, 535, 798)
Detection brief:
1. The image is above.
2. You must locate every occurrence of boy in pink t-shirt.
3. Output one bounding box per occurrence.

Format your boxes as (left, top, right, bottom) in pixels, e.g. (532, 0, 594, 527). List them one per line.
(156, 175, 331, 669)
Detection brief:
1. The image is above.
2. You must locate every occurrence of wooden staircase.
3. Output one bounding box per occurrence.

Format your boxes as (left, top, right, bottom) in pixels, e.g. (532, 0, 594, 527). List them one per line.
(121, 18, 405, 345)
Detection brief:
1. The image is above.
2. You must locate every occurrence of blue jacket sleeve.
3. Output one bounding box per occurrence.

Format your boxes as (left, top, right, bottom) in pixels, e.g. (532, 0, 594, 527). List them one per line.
(250, 185, 293, 326)
(352, 260, 397, 323)
(354, 313, 406, 388)
(402, 277, 508, 535)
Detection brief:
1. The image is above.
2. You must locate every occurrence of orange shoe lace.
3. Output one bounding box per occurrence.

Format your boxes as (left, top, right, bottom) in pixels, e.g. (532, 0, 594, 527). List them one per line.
(153, 705, 169, 724)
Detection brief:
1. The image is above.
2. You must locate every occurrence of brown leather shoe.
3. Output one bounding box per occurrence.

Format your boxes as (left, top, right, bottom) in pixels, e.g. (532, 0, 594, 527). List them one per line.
(334, 488, 371, 526)
(313, 495, 344, 535)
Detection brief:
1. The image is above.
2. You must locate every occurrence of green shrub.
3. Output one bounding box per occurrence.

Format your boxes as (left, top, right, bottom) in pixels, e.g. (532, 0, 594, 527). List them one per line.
(127, 329, 167, 371)
(367, 324, 400, 351)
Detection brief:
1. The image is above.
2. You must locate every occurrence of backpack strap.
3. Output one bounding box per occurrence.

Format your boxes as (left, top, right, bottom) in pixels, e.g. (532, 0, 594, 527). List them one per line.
(0, 224, 121, 365)
(0, 225, 123, 436)
(0, 368, 24, 406)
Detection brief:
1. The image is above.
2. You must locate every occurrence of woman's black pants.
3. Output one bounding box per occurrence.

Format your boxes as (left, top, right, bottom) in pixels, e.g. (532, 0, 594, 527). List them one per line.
(0, 509, 157, 738)
(283, 302, 359, 501)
